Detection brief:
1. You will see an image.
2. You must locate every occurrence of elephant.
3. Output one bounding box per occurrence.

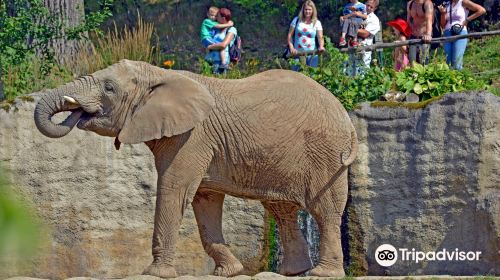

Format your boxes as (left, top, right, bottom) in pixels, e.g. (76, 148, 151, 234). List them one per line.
(34, 60, 358, 278)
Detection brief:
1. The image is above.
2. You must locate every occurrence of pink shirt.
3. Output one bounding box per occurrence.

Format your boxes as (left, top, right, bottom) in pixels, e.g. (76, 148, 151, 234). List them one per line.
(445, 0, 469, 30)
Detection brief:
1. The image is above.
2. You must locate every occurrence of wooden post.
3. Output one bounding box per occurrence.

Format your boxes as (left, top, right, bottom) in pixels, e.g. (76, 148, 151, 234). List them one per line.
(0, 67, 4, 101)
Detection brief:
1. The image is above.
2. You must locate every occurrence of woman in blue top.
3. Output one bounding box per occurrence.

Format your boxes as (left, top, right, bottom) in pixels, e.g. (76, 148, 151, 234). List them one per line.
(286, 0, 325, 71)
(205, 8, 237, 74)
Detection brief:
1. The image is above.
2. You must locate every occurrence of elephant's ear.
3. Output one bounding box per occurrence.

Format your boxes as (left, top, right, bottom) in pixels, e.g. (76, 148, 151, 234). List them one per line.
(118, 72, 215, 144)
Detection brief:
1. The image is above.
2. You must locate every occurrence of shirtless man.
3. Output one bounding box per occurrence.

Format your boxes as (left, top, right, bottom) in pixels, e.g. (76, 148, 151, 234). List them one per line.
(407, 0, 434, 64)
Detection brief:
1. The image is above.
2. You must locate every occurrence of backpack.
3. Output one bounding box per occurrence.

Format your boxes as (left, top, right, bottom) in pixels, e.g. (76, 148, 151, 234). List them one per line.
(229, 34, 242, 63)
(409, 0, 442, 44)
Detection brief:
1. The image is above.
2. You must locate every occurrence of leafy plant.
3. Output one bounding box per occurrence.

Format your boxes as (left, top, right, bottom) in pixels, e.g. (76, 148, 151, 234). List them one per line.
(395, 62, 489, 100)
(297, 37, 392, 110)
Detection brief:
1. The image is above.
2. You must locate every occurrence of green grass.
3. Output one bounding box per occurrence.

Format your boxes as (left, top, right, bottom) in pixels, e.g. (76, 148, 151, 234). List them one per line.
(463, 36, 500, 96)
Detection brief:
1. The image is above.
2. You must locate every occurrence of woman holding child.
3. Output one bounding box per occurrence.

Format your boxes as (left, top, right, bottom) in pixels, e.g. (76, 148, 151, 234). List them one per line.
(202, 7, 238, 74)
(287, 0, 325, 70)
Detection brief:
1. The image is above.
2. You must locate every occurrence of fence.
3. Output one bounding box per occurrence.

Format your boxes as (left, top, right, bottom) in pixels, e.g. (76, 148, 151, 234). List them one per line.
(288, 30, 500, 75)
(289, 30, 500, 56)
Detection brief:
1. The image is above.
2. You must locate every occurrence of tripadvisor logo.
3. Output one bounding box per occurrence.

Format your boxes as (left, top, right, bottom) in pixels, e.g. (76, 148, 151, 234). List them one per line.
(375, 244, 398, 266)
(374, 244, 482, 267)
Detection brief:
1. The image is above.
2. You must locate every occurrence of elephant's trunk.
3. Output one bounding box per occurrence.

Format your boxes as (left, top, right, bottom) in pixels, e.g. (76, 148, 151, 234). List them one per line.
(34, 87, 84, 138)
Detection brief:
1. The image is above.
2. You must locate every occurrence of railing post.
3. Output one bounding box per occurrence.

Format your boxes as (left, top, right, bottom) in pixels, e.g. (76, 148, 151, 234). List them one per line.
(349, 48, 357, 77)
(0, 67, 5, 101)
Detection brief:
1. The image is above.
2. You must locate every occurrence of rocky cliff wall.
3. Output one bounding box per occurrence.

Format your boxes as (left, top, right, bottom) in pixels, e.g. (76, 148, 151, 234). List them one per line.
(348, 92, 499, 275)
(0, 91, 498, 278)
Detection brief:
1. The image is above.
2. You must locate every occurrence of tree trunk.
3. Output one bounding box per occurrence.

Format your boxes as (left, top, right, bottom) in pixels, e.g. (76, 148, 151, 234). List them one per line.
(43, 0, 85, 65)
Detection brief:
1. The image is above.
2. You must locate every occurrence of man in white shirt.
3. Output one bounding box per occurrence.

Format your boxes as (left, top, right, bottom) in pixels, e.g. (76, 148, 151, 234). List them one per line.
(357, 0, 380, 67)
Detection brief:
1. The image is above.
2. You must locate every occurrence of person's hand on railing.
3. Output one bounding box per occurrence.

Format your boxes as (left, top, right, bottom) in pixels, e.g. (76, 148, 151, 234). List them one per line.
(422, 34, 432, 43)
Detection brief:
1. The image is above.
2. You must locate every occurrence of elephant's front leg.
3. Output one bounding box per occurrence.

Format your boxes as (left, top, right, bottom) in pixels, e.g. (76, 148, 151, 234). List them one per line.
(192, 188, 244, 276)
(143, 186, 190, 278)
(143, 145, 210, 278)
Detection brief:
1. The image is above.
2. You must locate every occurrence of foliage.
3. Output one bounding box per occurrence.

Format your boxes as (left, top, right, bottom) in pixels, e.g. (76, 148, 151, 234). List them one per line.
(0, 167, 41, 262)
(2, 12, 159, 101)
(0, 0, 59, 70)
(67, 14, 160, 76)
(3, 57, 73, 101)
(395, 62, 489, 100)
(297, 37, 392, 110)
(0, 0, 114, 100)
(266, 216, 278, 271)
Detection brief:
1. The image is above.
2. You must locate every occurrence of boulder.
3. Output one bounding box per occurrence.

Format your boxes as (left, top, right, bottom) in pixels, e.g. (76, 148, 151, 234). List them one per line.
(347, 92, 500, 275)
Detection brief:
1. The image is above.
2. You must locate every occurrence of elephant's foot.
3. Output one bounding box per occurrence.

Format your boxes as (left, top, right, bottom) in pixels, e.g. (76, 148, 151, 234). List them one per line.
(280, 257, 313, 276)
(213, 258, 244, 277)
(209, 243, 244, 277)
(309, 264, 345, 277)
(143, 263, 177, 278)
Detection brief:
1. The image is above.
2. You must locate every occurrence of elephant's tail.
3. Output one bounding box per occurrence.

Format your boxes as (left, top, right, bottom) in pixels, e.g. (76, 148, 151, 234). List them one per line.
(341, 125, 358, 167)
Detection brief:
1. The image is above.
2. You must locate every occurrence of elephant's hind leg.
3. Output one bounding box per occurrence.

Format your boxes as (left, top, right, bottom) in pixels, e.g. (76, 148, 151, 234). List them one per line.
(192, 189, 244, 277)
(307, 169, 348, 277)
(263, 201, 313, 276)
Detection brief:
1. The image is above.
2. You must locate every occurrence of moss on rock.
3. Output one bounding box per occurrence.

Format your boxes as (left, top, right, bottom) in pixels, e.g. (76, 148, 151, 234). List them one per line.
(370, 95, 443, 110)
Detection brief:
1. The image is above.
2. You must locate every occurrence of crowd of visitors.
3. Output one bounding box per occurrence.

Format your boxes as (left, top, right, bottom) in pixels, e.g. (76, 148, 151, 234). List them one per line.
(200, 0, 486, 74)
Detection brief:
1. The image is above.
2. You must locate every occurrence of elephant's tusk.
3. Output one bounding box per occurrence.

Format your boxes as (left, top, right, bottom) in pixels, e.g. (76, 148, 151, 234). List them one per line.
(63, 96, 80, 105)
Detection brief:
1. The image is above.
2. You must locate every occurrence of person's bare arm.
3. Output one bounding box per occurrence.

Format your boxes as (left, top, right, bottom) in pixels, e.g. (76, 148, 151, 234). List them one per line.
(462, 0, 486, 26)
(207, 32, 235, 50)
(287, 26, 298, 54)
(353, 11, 368, 19)
(358, 29, 370, 39)
(407, 1, 412, 26)
(438, 4, 447, 29)
(341, 13, 355, 20)
(214, 20, 234, 29)
(400, 36, 408, 52)
(317, 30, 325, 52)
(422, 0, 434, 42)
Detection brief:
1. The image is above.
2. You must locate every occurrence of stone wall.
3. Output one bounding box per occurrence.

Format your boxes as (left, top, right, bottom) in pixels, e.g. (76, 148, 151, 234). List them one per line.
(348, 92, 499, 275)
(0, 95, 265, 279)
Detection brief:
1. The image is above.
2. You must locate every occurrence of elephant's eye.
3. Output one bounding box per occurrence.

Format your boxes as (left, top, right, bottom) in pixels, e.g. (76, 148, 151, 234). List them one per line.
(104, 82, 114, 92)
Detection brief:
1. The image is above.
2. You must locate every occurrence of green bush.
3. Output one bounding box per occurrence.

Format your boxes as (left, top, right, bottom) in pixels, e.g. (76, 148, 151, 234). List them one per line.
(294, 37, 491, 109)
(395, 62, 489, 100)
(296, 37, 392, 110)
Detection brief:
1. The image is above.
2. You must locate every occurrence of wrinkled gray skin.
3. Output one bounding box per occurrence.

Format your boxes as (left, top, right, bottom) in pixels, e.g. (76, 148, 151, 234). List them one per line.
(34, 60, 358, 278)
